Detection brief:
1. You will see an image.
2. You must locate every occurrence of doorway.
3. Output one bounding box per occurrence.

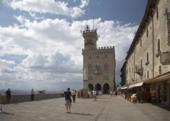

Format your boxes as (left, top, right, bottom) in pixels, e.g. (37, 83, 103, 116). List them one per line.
(103, 83, 110, 94)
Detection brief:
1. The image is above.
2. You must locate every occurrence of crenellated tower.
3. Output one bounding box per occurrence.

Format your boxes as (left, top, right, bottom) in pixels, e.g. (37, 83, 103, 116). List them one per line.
(82, 25, 116, 94)
(83, 25, 98, 50)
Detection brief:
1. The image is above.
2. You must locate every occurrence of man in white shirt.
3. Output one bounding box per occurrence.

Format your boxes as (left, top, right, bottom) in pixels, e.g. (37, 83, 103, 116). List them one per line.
(92, 90, 97, 101)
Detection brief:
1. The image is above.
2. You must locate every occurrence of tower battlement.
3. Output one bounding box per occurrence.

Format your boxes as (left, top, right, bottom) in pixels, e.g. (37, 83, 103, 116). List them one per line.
(82, 25, 98, 50)
(97, 46, 114, 50)
(82, 24, 116, 93)
(82, 46, 115, 55)
(82, 25, 98, 39)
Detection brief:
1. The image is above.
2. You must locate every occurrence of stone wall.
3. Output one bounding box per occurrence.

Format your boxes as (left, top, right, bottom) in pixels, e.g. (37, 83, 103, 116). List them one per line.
(123, 0, 170, 85)
(0, 93, 64, 104)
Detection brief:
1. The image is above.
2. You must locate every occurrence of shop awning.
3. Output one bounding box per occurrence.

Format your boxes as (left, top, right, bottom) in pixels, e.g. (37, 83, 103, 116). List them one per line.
(144, 71, 170, 84)
(129, 82, 143, 89)
(120, 86, 128, 90)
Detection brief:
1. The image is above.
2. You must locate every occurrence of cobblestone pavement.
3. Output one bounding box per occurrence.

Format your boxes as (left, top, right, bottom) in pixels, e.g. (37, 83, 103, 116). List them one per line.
(0, 95, 170, 121)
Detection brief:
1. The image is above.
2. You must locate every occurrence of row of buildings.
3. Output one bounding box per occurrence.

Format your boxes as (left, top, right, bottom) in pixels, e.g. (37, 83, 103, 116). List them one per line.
(121, 0, 170, 108)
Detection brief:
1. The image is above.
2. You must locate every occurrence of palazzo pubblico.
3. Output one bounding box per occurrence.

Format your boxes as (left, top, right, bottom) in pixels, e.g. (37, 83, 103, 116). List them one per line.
(82, 26, 116, 94)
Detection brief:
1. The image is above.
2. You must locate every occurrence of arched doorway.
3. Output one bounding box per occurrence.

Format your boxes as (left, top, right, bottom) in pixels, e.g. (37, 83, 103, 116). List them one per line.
(95, 83, 102, 91)
(88, 84, 93, 91)
(103, 83, 110, 94)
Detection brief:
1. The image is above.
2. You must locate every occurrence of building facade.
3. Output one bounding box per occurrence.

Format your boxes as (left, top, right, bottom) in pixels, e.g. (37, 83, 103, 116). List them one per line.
(121, 0, 170, 107)
(82, 26, 116, 94)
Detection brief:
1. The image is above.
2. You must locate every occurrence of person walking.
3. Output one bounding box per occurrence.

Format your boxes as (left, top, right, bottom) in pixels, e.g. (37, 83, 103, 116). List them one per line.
(0, 93, 2, 112)
(64, 88, 72, 113)
(71, 90, 76, 103)
(6, 88, 11, 104)
(31, 89, 34, 101)
(92, 90, 97, 101)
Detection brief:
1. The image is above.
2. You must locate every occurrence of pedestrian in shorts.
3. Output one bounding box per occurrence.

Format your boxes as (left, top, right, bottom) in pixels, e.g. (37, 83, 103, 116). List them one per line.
(64, 88, 72, 113)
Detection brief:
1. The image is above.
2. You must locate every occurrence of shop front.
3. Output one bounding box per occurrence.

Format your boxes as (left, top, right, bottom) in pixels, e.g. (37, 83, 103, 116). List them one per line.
(144, 72, 170, 109)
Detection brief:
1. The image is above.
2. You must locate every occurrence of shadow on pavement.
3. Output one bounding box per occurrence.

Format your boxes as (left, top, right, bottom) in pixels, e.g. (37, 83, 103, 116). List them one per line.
(68, 112, 93, 116)
(0, 111, 14, 116)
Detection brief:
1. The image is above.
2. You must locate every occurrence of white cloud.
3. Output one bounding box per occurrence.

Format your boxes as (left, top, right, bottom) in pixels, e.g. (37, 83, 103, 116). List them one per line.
(0, 16, 137, 90)
(5, 0, 90, 17)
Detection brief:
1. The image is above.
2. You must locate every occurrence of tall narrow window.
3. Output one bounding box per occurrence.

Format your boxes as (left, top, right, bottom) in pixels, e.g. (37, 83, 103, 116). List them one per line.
(156, 7, 159, 19)
(146, 29, 149, 37)
(141, 59, 143, 68)
(147, 71, 149, 79)
(158, 39, 160, 52)
(156, 39, 161, 57)
(146, 52, 149, 65)
(159, 66, 162, 74)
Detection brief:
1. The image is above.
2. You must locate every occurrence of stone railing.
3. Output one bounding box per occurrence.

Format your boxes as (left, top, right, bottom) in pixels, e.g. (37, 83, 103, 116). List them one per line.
(0, 93, 64, 104)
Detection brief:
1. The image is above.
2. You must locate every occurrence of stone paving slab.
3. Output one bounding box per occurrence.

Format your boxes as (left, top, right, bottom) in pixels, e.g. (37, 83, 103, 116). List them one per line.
(0, 95, 170, 121)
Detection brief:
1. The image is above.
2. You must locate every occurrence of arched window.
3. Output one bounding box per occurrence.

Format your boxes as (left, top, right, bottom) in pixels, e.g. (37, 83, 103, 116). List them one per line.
(103, 83, 110, 94)
(95, 83, 102, 91)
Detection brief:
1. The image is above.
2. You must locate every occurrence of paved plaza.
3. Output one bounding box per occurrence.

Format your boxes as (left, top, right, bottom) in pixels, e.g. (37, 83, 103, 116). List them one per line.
(0, 95, 170, 121)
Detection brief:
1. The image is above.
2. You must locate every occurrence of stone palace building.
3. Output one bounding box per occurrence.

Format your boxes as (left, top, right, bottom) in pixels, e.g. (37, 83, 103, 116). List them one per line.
(82, 26, 116, 94)
(121, 0, 170, 108)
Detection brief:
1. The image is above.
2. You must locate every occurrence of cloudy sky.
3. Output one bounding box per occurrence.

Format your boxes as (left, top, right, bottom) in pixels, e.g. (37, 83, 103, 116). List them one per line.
(0, 0, 147, 91)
